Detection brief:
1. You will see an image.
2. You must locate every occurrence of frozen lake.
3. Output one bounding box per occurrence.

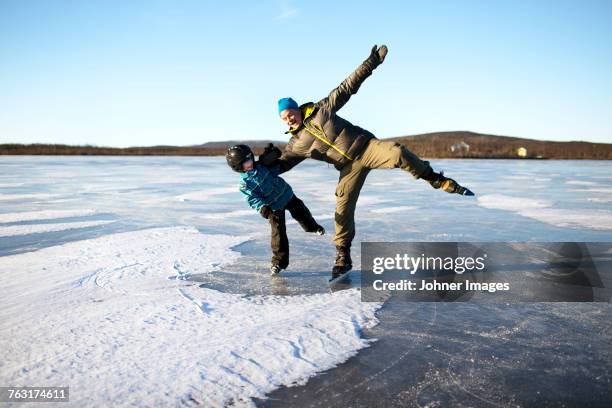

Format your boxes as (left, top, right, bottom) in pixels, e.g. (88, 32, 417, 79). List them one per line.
(1, 156, 611, 406)
(1, 157, 611, 254)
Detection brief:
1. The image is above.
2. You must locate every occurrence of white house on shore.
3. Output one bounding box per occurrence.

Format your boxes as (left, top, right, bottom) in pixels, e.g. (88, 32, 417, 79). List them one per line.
(450, 141, 470, 153)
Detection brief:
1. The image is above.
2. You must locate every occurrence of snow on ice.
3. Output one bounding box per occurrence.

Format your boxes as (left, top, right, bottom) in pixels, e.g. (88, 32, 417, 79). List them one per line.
(478, 194, 612, 230)
(0, 209, 98, 223)
(0, 227, 380, 407)
(370, 205, 419, 214)
(174, 187, 238, 202)
(0, 220, 115, 238)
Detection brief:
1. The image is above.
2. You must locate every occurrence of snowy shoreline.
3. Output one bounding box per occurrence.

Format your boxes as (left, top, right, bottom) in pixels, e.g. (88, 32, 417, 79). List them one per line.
(0, 227, 381, 407)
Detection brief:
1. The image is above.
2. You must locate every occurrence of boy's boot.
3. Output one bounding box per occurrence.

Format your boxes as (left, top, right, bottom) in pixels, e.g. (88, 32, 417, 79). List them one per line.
(332, 245, 352, 279)
(421, 162, 475, 196)
(270, 264, 283, 275)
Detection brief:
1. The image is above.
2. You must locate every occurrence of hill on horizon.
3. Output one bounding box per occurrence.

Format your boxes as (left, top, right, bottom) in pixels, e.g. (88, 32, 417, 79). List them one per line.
(1, 131, 610, 159)
(389, 131, 612, 159)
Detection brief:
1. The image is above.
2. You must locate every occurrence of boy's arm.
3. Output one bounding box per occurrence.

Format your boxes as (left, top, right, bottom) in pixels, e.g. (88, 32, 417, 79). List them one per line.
(318, 45, 388, 114)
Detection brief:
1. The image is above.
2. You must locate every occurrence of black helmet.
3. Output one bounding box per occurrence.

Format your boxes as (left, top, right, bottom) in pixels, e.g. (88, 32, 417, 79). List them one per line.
(226, 144, 254, 172)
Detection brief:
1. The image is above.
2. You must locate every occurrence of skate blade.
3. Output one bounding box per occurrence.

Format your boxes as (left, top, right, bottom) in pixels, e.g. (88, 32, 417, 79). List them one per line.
(443, 179, 475, 196)
(329, 268, 352, 283)
(460, 187, 475, 196)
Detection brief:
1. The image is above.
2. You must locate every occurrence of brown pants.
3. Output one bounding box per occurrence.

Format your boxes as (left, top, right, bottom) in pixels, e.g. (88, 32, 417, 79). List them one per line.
(334, 140, 429, 247)
(269, 194, 320, 268)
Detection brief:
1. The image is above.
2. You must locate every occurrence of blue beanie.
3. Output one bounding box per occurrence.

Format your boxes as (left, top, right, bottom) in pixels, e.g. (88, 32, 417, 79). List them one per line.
(278, 97, 298, 114)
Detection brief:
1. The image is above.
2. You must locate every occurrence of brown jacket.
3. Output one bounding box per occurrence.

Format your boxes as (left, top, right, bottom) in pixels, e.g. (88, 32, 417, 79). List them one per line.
(278, 51, 382, 172)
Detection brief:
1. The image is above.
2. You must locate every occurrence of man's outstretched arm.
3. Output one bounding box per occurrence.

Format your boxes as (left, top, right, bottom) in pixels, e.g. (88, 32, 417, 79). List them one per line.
(277, 149, 305, 174)
(258, 142, 305, 174)
(318, 44, 388, 114)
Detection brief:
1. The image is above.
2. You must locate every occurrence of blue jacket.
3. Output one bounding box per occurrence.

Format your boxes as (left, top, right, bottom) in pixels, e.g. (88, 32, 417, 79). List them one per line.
(239, 164, 294, 212)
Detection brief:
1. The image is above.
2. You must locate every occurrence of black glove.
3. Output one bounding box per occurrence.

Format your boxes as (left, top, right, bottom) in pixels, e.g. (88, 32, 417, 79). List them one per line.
(258, 143, 282, 167)
(370, 44, 388, 64)
(259, 205, 272, 219)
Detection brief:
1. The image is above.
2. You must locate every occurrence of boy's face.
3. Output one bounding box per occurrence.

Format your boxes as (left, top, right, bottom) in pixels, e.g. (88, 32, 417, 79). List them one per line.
(241, 159, 254, 172)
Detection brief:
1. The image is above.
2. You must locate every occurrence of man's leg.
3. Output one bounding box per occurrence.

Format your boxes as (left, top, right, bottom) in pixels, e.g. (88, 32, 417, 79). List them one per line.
(358, 139, 474, 195)
(269, 209, 289, 269)
(358, 139, 430, 177)
(333, 161, 371, 275)
(285, 195, 323, 233)
(335, 160, 370, 247)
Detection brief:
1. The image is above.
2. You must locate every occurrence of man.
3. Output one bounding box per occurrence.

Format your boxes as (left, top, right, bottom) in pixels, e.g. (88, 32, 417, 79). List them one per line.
(272, 44, 474, 279)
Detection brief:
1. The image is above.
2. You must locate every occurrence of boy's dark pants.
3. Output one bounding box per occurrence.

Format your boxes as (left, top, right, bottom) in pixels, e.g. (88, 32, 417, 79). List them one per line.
(269, 194, 320, 268)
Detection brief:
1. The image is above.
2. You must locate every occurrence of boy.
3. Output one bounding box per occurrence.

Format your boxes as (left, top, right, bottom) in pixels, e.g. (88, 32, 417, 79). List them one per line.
(226, 144, 325, 275)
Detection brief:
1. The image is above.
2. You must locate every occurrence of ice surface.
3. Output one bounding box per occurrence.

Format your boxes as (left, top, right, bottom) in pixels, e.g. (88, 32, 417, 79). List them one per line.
(199, 209, 256, 219)
(0, 182, 26, 188)
(0, 193, 58, 201)
(0, 220, 115, 237)
(582, 187, 612, 193)
(370, 205, 419, 214)
(566, 180, 596, 186)
(0, 227, 380, 406)
(353, 196, 390, 206)
(588, 197, 612, 203)
(1, 156, 611, 406)
(477, 194, 551, 210)
(1, 155, 610, 248)
(0, 209, 98, 223)
(478, 194, 612, 230)
(175, 187, 238, 202)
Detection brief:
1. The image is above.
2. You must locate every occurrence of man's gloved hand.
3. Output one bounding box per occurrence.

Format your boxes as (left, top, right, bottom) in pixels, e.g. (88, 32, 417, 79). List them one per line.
(259, 205, 272, 219)
(258, 143, 282, 167)
(371, 44, 388, 64)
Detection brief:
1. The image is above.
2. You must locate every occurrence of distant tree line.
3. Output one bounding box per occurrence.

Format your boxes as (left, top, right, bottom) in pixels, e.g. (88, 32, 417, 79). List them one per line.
(1, 132, 611, 159)
(389, 131, 612, 159)
(0, 143, 282, 157)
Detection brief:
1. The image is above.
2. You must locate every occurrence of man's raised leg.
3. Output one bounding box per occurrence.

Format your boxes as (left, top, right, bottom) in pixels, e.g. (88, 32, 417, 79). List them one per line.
(358, 139, 474, 195)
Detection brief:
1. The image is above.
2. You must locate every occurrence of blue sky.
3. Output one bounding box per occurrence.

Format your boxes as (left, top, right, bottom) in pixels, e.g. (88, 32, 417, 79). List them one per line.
(1, 0, 611, 147)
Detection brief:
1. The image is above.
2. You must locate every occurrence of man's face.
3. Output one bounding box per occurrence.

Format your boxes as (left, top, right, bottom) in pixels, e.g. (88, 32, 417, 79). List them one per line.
(241, 159, 254, 172)
(280, 108, 302, 129)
